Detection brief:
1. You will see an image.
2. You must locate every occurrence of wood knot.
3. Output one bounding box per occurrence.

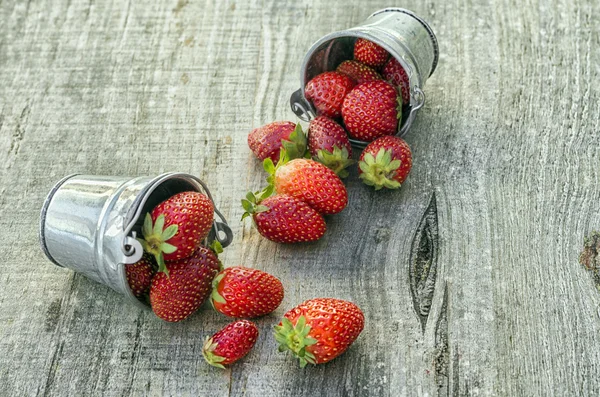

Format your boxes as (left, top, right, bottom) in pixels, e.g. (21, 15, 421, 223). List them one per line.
(374, 227, 391, 243)
(409, 193, 439, 333)
(580, 231, 600, 290)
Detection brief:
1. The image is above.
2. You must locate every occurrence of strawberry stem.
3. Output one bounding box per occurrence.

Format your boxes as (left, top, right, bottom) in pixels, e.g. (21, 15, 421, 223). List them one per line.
(358, 148, 402, 190)
(202, 336, 227, 369)
(273, 316, 318, 368)
(314, 146, 354, 178)
(241, 187, 273, 221)
(137, 213, 179, 276)
(280, 123, 308, 160)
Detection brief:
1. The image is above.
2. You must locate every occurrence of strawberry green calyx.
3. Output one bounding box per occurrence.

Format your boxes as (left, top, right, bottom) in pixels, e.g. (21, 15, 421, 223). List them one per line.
(263, 157, 279, 187)
(274, 316, 318, 368)
(315, 146, 355, 178)
(396, 96, 404, 119)
(241, 185, 274, 221)
(209, 272, 226, 309)
(138, 213, 178, 275)
(280, 123, 308, 160)
(264, 148, 300, 186)
(359, 148, 402, 190)
(202, 336, 227, 369)
(209, 240, 223, 255)
(209, 240, 224, 271)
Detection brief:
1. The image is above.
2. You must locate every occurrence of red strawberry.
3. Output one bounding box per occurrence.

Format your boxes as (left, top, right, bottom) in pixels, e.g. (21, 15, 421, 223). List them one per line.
(382, 57, 410, 105)
(358, 136, 412, 190)
(304, 71, 355, 118)
(140, 191, 214, 274)
(211, 266, 284, 318)
(248, 122, 307, 162)
(242, 192, 326, 244)
(149, 244, 221, 322)
(274, 298, 364, 367)
(264, 157, 348, 215)
(342, 80, 400, 142)
(308, 116, 354, 178)
(336, 60, 382, 84)
(203, 320, 259, 368)
(125, 255, 155, 297)
(354, 38, 389, 69)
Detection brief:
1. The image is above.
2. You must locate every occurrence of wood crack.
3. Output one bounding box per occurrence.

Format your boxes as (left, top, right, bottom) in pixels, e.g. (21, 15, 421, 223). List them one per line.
(123, 312, 144, 396)
(42, 341, 64, 397)
(409, 193, 439, 333)
(434, 283, 450, 396)
(8, 104, 30, 157)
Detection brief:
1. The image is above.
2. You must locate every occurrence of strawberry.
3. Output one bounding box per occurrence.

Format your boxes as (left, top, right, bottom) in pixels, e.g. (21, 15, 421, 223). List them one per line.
(149, 243, 222, 322)
(308, 116, 354, 178)
(242, 191, 326, 244)
(304, 71, 355, 118)
(336, 60, 382, 84)
(125, 255, 155, 297)
(353, 38, 389, 69)
(358, 136, 412, 190)
(203, 320, 259, 368)
(248, 122, 307, 162)
(264, 156, 348, 215)
(211, 266, 284, 318)
(274, 298, 364, 367)
(382, 57, 410, 105)
(139, 191, 214, 274)
(342, 80, 400, 142)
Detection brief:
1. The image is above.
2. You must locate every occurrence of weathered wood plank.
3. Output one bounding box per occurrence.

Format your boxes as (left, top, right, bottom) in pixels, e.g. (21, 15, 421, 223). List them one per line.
(1, 0, 600, 395)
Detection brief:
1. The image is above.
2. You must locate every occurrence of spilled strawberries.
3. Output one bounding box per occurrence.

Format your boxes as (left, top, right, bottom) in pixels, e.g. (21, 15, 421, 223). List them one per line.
(245, 39, 415, 244)
(123, 186, 361, 369)
(122, 38, 416, 371)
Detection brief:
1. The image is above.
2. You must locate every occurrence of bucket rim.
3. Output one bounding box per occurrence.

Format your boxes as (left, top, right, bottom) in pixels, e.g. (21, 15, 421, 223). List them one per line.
(369, 7, 439, 76)
(39, 173, 80, 267)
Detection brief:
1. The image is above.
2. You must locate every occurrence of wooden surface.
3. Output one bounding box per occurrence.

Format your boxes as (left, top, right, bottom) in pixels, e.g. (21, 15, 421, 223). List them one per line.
(1, 0, 600, 395)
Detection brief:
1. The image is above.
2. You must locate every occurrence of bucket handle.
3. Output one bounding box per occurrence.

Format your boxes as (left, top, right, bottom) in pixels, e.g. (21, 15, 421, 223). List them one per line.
(290, 88, 315, 122)
(120, 173, 234, 264)
(399, 86, 425, 136)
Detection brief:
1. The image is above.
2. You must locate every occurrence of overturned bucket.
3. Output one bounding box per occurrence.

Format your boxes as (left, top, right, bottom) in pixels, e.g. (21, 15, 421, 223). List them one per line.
(39, 172, 233, 309)
(290, 8, 439, 147)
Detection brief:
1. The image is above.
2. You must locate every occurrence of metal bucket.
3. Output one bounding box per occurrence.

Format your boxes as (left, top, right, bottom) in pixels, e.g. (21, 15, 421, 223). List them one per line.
(290, 8, 439, 147)
(39, 172, 233, 309)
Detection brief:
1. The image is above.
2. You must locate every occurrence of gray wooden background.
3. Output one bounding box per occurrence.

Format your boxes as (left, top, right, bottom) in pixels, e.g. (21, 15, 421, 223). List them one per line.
(1, 0, 600, 395)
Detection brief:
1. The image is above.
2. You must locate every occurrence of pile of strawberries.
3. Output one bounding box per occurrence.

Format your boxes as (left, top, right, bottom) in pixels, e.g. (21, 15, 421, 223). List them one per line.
(245, 38, 414, 243)
(121, 38, 414, 370)
(125, 190, 364, 368)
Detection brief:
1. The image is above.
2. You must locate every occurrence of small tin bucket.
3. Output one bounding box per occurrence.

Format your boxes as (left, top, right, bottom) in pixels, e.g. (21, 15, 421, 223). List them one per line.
(290, 8, 439, 147)
(39, 172, 233, 309)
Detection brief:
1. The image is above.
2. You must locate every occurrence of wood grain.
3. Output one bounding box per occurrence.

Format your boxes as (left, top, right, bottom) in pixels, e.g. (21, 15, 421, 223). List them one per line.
(1, 0, 600, 395)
